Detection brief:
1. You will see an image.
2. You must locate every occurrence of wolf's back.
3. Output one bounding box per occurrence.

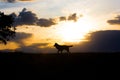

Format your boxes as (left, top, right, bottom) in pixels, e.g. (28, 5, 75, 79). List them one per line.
(69, 45, 73, 47)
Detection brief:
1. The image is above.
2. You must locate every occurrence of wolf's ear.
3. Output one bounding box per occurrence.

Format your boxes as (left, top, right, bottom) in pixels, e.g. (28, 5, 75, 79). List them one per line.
(54, 43, 56, 45)
(55, 43, 57, 44)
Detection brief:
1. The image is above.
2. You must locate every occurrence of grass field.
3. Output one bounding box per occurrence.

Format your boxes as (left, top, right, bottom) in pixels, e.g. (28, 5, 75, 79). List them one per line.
(0, 52, 120, 79)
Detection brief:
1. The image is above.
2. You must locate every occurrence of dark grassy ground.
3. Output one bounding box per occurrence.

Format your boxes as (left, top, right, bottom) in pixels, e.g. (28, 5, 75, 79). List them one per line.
(0, 52, 120, 79)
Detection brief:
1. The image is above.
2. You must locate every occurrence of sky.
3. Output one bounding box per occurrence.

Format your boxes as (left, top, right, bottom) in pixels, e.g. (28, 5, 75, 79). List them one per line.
(0, 0, 120, 53)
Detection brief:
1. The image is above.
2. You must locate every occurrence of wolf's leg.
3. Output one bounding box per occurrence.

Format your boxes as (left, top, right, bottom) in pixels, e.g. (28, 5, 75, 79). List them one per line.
(67, 48, 70, 53)
(60, 50, 63, 54)
(57, 50, 59, 54)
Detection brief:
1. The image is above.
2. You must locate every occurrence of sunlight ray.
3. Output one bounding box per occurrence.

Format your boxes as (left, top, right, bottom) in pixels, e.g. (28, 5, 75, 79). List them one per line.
(56, 16, 96, 43)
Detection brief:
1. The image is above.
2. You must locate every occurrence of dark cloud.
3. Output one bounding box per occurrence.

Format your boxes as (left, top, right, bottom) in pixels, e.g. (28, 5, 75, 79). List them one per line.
(15, 43, 47, 53)
(59, 16, 66, 21)
(0, 32, 54, 53)
(13, 8, 38, 26)
(12, 32, 32, 41)
(9, 8, 82, 27)
(2, 30, 120, 53)
(1, 43, 55, 53)
(13, 30, 120, 53)
(72, 30, 120, 52)
(2, 0, 34, 3)
(11, 8, 57, 27)
(0, 32, 32, 52)
(9, 32, 53, 53)
(59, 13, 81, 22)
(37, 18, 56, 27)
(68, 13, 78, 22)
(10, 32, 32, 47)
(3, 0, 16, 3)
(0, 42, 54, 53)
(19, 0, 33, 1)
(107, 15, 120, 25)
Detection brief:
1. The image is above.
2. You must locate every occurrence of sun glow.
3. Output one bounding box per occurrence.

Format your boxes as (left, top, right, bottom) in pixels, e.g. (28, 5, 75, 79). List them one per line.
(56, 16, 95, 43)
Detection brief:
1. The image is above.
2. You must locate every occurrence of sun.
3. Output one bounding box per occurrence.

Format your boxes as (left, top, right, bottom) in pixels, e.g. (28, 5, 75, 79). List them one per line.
(56, 16, 95, 43)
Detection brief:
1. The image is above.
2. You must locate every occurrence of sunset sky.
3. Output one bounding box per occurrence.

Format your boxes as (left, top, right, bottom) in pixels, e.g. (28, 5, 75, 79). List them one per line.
(0, 0, 120, 53)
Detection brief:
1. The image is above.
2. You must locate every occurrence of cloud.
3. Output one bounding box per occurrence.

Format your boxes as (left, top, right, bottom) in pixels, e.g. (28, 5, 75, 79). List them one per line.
(0, 32, 33, 52)
(10, 8, 82, 27)
(3, 0, 16, 3)
(13, 8, 38, 26)
(36, 13, 81, 27)
(37, 18, 56, 27)
(107, 15, 120, 25)
(59, 16, 66, 21)
(0, 42, 53, 53)
(19, 0, 33, 1)
(2, 30, 120, 53)
(1, 42, 55, 53)
(15, 43, 48, 53)
(10, 32, 32, 46)
(13, 32, 32, 41)
(73, 30, 120, 52)
(2, 0, 34, 3)
(11, 8, 57, 27)
(68, 13, 78, 22)
(8, 32, 54, 53)
(0, 32, 55, 53)
(58, 13, 81, 22)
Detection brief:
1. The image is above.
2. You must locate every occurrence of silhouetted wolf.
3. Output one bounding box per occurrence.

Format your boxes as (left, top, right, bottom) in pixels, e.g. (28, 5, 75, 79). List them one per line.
(54, 43, 73, 53)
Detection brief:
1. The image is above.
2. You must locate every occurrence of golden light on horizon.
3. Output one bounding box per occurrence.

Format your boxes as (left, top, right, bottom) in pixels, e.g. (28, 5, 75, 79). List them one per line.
(0, 42, 19, 50)
(0, 15, 97, 51)
(56, 16, 96, 43)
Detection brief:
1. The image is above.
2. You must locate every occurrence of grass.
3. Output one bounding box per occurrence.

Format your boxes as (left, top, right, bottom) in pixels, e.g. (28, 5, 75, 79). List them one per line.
(0, 52, 120, 79)
(0, 52, 119, 65)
